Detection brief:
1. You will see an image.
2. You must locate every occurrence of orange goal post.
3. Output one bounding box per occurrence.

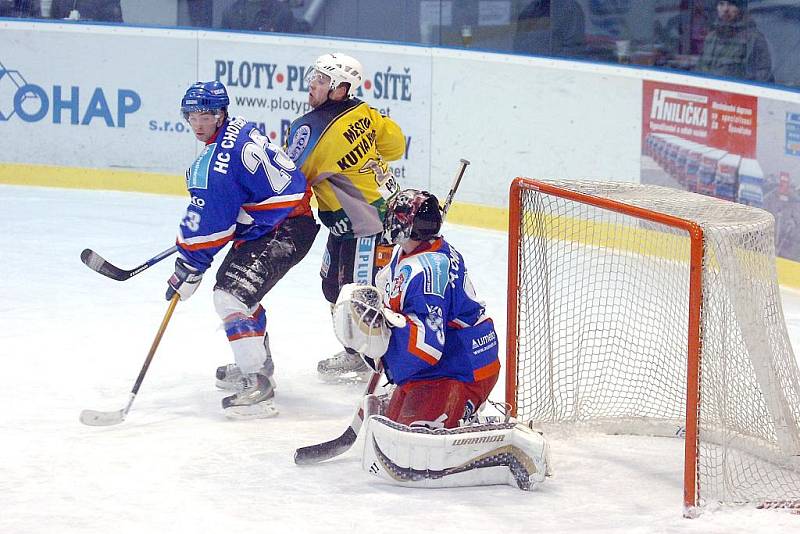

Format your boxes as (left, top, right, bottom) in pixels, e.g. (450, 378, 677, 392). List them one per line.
(506, 178, 800, 515)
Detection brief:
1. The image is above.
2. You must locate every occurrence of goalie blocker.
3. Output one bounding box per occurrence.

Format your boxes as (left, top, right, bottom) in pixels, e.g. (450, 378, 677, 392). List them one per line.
(362, 415, 551, 491)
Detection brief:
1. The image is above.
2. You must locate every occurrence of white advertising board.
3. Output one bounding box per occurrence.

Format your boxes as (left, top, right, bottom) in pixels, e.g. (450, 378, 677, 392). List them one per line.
(428, 50, 643, 207)
(0, 22, 197, 177)
(3, 21, 800, 212)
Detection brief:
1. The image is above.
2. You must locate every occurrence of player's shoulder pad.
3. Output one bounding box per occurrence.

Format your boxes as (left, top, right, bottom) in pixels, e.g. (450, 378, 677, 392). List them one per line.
(398, 251, 450, 298)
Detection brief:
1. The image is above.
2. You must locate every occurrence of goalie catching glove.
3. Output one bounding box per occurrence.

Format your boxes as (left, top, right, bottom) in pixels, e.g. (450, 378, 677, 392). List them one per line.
(332, 283, 405, 361)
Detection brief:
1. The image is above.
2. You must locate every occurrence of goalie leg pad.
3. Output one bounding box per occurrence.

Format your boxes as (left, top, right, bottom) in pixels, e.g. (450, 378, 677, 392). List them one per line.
(361, 415, 551, 491)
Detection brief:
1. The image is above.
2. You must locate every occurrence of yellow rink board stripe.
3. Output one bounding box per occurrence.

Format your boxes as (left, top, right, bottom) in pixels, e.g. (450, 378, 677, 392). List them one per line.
(3, 162, 800, 290)
(0, 162, 186, 196)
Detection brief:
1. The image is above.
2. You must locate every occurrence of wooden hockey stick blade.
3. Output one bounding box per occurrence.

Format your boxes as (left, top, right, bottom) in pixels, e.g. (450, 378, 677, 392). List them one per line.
(79, 408, 126, 426)
(294, 426, 358, 465)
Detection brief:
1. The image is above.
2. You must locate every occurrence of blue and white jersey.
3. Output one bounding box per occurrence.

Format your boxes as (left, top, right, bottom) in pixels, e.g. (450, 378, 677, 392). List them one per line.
(377, 238, 500, 386)
(178, 117, 310, 272)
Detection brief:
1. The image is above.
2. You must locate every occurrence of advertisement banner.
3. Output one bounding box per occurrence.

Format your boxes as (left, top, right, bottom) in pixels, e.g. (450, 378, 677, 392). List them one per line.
(755, 98, 800, 261)
(641, 80, 757, 158)
(1, 24, 430, 187)
(641, 79, 800, 262)
(786, 112, 800, 157)
(640, 80, 757, 203)
(1, 24, 198, 174)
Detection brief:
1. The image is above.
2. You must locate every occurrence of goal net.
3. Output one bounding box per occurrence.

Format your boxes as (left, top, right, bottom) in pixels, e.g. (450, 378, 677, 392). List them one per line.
(506, 178, 800, 514)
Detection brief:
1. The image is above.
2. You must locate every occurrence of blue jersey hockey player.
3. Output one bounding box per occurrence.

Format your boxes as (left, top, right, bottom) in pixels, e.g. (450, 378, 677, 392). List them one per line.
(332, 189, 551, 491)
(377, 189, 501, 427)
(334, 189, 500, 427)
(167, 81, 319, 419)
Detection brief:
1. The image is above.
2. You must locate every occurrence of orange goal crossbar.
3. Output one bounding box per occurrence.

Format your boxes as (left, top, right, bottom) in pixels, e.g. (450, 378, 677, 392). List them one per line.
(506, 177, 705, 511)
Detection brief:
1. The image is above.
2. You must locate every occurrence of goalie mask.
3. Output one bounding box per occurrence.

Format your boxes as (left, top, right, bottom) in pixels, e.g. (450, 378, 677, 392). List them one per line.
(383, 189, 443, 245)
(333, 284, 391, 361)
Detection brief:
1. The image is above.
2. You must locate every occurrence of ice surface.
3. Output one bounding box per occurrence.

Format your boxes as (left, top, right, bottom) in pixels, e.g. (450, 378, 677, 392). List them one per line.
(2, 185, 798, 533)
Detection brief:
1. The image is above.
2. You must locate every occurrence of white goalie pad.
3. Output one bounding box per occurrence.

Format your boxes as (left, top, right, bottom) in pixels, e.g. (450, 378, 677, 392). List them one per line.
(361, 415, 551, 491)
(333, 284, 391, 359)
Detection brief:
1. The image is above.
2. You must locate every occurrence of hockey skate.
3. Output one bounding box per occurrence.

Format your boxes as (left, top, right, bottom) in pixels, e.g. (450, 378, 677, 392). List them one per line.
(317, 349, 371, 383)
(216, 356, 275, 390)
(222, 372, 278, 420)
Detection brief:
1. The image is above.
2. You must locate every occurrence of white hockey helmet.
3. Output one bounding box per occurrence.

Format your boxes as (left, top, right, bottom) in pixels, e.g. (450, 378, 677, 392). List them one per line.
(311, 53, 363, 98)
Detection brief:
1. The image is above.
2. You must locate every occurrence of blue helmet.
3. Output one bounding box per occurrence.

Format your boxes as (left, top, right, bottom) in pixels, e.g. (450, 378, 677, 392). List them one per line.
(180, 81, 229, 117)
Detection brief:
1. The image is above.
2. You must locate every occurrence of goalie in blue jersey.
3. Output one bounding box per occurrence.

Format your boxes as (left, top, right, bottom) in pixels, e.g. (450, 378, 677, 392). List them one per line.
(332, 189, 551, 490)
(167, 81, 319, 419)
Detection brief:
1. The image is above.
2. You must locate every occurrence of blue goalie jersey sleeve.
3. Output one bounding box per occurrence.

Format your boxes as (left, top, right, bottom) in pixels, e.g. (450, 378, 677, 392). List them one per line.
(177, 117, 309, 271)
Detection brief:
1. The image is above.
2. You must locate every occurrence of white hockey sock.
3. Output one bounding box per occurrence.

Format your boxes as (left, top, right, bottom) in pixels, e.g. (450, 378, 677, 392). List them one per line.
(214, 289, 267, 375)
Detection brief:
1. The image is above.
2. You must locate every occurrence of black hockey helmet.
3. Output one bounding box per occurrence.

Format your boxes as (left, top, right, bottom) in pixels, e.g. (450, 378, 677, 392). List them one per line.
(384, 189, 443, 244)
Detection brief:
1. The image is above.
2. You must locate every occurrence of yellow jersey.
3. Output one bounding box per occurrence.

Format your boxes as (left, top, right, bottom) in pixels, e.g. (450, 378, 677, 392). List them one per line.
(286, 98, 405, 239)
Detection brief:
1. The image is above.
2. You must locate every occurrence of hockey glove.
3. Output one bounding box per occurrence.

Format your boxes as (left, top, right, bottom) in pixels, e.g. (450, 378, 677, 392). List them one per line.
(333, 284, 391, 360)
(166, 257, 203, 301)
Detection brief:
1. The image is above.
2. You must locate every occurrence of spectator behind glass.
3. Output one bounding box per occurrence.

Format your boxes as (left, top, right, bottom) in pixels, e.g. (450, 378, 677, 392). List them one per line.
(655, 0, 713, 58)
(0, 0, 40, 17)
(50, 0, 122, 22)
(513, 0, 585, 57)
(220, 0, 308, 34)
(696, 0, 772, 82)
(186, 0, 212, 28)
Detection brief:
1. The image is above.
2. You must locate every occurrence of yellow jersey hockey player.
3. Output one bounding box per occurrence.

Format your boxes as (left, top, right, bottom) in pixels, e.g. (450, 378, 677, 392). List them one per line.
(286, 52, 406, 381)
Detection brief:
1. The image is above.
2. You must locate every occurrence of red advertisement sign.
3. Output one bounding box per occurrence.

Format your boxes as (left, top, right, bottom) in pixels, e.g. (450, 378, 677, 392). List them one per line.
(642, 80, 757, 158)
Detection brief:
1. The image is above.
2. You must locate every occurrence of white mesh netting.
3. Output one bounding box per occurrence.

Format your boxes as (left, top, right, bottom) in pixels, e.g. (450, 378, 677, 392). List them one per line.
(510, 179, 800, 507)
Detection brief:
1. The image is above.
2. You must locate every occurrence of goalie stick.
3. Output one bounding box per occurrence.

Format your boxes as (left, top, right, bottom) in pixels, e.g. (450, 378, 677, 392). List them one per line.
(440, 158, 470, 217)
(80, 245, 178, 281)
(294, 369, 383, 465)
(293, 158, 470, 464)
(80, 293, 180, 426)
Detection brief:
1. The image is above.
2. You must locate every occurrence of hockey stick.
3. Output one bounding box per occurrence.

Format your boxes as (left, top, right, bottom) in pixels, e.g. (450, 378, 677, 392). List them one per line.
(294, 158, 471, 464)
(440, 158, 470, 217)
(80, 293, 180, 426)
(80, 245, 178, 281)
(294, 368, 383, 465)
